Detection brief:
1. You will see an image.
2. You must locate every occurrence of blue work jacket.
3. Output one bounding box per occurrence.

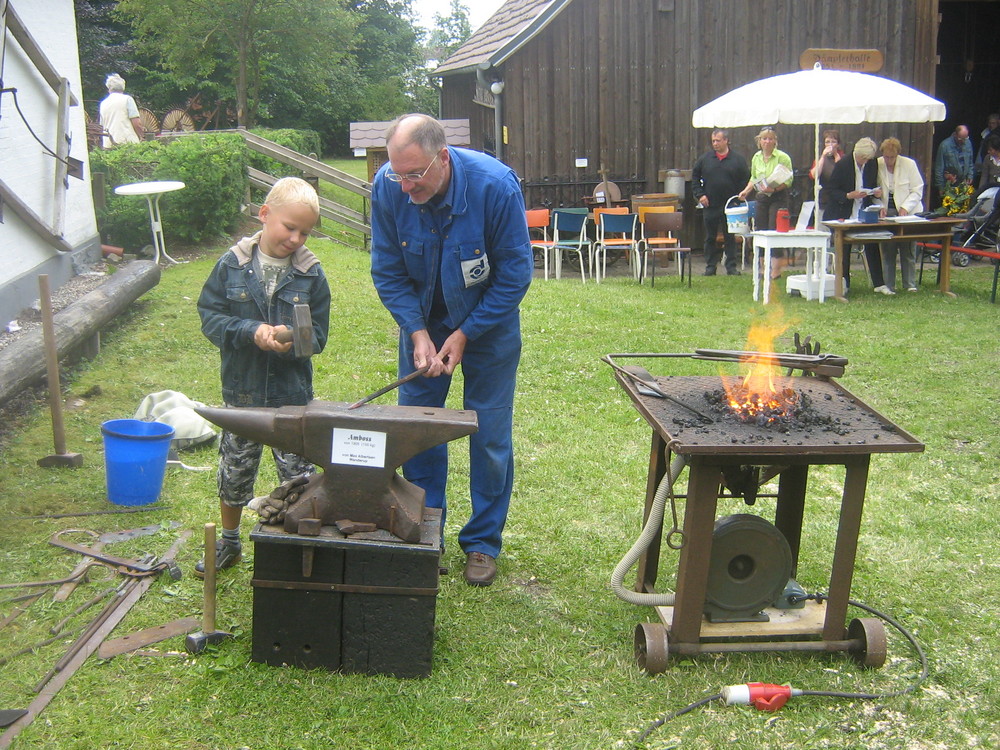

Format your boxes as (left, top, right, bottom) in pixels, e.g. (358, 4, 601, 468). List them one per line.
(370, 147, 532, 342)
(197, 234, 330, 407)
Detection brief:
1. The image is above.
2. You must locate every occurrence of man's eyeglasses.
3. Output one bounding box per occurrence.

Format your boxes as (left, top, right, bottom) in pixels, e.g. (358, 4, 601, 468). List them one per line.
(385, 153, 439, 183)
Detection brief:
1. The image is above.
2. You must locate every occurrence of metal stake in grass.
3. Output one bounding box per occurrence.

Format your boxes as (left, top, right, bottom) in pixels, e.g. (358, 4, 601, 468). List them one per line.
(36, 275, 83, 468)
(185, 524, 234, 653)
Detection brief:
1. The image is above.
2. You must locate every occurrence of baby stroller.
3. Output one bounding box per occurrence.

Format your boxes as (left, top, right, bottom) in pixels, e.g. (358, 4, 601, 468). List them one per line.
(951, 187, 1000, 266)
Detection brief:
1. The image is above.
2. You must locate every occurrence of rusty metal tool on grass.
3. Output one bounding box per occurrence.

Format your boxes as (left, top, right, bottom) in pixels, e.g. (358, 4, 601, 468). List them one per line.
(273, 303, 314, 357)
(185, 524, 234, 653)
(0, 712, 27, 730)
(1, 532, 190, 748)
(347, 364, 430, 410)
(98, 616, 199, 659)
(36, 275, 83, 468)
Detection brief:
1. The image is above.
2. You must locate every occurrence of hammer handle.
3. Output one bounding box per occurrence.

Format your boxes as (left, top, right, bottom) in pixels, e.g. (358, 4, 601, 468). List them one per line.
(202, 523, 217, 634)
(274, 327, 293, 343)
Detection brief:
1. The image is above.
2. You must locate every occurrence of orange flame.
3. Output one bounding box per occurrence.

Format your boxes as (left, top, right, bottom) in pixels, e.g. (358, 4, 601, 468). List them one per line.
(723, 310, 798, 423)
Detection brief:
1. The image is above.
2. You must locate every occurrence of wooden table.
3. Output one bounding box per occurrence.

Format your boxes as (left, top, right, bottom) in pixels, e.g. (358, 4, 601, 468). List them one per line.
(822, 217, 965, 301)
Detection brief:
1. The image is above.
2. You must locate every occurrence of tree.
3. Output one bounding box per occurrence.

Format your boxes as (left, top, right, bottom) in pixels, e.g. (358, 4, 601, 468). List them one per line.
(345, 0, 433, 119)
(427, 0, 473, 63)
(115, 0, 356, 129)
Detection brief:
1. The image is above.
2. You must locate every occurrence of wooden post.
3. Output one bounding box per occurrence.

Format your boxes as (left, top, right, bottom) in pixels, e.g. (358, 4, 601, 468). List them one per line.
(37, 275, 83, 468)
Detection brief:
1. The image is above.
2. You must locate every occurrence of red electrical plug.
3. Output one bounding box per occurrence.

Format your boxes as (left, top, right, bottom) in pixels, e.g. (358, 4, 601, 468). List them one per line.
(721, 682, 803, 712)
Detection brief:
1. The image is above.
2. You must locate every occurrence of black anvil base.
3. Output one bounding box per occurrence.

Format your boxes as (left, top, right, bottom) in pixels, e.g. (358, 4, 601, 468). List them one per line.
(250, 508, 442, 678)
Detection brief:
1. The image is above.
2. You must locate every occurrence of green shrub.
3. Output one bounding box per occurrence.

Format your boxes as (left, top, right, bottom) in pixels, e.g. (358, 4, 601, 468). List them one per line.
(90, 134, 249, 250)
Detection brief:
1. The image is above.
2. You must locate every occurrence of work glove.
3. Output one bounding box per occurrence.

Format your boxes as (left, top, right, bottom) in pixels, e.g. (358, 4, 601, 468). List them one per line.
(247, 474, 309, 523)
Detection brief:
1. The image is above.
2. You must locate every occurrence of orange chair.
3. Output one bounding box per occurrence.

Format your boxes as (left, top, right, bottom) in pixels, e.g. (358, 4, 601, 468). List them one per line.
(526, 208, 553, 278)
(637, 210, 691, 286)
(594, 210, 639, 282)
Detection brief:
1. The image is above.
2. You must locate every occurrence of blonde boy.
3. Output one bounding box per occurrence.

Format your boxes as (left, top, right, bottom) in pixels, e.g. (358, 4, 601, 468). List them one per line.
(195, 178, 330, 574)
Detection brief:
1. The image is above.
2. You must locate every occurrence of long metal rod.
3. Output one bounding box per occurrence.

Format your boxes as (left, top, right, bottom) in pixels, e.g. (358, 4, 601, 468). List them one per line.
(347, 365, 429, 410)
(601, 355, 713, 421)
(0, 531, 190, 748)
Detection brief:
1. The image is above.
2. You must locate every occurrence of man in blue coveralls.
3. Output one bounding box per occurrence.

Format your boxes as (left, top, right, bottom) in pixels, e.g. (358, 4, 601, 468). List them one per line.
(370, 114, 533, 587)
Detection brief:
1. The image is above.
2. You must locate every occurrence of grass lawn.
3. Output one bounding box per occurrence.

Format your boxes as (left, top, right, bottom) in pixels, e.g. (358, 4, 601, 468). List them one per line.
(0, 231, 999, 749)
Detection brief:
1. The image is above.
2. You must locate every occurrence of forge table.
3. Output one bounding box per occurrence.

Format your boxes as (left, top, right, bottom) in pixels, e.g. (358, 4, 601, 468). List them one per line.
(614, 371, 923, 672)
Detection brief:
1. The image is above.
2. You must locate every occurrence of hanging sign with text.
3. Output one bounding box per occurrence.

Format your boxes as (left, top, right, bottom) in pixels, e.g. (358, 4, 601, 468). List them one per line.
(800, 49, 884, 73)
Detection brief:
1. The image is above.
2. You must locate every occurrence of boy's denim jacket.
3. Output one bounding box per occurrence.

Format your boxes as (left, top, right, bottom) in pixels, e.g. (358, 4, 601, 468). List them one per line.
(198, 233, 330, 407)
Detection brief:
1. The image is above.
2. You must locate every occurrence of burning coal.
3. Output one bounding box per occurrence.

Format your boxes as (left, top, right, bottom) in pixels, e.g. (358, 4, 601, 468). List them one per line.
(718, 312, 801, 425)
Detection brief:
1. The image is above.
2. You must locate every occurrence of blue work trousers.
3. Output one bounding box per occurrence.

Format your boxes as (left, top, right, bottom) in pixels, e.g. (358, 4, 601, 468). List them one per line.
(397, 316, 521, 559)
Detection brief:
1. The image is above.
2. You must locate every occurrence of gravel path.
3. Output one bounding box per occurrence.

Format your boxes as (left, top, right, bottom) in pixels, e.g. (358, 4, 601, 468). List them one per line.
(0, 264, 112, 353)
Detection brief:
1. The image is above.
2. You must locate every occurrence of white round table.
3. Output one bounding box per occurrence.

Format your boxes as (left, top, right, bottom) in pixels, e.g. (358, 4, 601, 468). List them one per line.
(113, 180, 186, 264)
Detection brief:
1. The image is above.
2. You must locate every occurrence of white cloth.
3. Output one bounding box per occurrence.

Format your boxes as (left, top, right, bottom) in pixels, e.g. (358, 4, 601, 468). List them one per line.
(99, 91, 141, 148)
(851, 162, 865, 219)
(133, 390, 217, 449)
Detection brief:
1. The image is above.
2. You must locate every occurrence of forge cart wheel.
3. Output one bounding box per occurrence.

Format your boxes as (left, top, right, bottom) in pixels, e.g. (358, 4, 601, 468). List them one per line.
(848, 617, 887, 668)
(634, 622, 670, 674)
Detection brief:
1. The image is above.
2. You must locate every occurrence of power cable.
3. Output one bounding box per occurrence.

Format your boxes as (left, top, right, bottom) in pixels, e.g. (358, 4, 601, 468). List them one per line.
(630, 593, 929, 747)
(2, 86, 79, 171)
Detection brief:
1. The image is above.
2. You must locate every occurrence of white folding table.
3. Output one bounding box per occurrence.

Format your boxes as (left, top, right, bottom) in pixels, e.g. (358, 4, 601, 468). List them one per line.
(750, 230, 831, 304)
(113, 181, 186, 264)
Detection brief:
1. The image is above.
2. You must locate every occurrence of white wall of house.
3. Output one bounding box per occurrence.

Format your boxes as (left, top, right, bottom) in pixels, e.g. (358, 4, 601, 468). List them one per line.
(0, 0, 100, 325)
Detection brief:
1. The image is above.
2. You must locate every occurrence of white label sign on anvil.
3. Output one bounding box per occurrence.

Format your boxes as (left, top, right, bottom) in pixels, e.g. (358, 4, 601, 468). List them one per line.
(331, 428, 387, 468)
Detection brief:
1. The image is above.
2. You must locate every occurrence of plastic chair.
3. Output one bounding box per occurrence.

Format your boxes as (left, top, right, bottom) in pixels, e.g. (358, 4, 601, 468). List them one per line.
(526, 209, 553, 278)
(637, 209, 691, 286)
(592, 207, 628, 278)
(543, 209, 590, 282)
(594, 212, 639, 282)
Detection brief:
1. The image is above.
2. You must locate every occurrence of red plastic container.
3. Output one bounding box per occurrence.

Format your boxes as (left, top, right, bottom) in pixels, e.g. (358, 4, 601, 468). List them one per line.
(776, 208, 791, 232)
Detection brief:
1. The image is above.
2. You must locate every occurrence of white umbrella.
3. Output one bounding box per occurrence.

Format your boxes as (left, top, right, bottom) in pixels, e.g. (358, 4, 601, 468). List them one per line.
(692, 64, 945, 128)
(692, 64, 946, 299)
(692, 63, 946, 221)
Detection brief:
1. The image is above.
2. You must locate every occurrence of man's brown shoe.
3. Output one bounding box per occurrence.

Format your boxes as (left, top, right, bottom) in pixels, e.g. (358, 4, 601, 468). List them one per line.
(464, 552, 496, 587)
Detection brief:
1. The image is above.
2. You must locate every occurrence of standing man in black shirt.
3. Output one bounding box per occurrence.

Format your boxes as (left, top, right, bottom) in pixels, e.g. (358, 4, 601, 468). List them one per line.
(691, 129, 751, 276)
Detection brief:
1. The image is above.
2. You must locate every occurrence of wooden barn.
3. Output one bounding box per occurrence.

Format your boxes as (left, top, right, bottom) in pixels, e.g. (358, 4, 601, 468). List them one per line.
(434, 0, 1000, 220)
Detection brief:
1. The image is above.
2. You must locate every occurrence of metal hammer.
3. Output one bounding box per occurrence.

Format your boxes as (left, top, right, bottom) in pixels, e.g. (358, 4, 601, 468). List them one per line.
(185, 523, 234, 653)
(273, 303, 313, 357)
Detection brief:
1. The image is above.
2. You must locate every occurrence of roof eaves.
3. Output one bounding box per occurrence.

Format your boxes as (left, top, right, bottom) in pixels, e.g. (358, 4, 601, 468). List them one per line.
(490, 0, 572, 68)
(434, 0, 572, 77)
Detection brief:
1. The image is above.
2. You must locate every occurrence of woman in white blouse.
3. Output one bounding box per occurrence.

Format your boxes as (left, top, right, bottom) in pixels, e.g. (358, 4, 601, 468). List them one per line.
(876, 138, 925, 294)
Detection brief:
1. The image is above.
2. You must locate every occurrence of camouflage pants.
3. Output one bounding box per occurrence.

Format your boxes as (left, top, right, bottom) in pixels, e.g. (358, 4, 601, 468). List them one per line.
(217, 429, 314, 507)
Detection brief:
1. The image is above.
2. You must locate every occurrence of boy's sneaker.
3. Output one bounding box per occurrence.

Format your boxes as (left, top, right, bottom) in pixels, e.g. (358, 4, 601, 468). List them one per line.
(194, 540, 242, 579)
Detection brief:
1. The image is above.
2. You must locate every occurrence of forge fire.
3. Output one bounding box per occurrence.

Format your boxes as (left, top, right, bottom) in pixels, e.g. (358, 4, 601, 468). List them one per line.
(715, 380, 802, 426)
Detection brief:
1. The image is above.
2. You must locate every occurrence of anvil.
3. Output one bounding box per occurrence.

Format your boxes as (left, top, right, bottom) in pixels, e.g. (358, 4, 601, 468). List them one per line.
(196, 401, 478, 543)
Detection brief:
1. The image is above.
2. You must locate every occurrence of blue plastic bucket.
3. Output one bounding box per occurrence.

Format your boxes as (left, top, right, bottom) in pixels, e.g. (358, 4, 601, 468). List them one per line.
(101, 419, 175, 505)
